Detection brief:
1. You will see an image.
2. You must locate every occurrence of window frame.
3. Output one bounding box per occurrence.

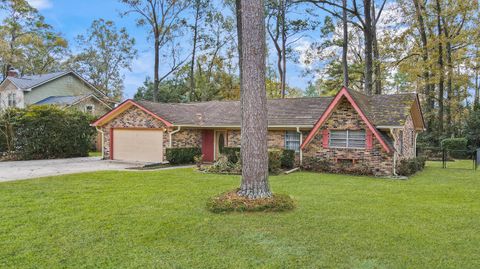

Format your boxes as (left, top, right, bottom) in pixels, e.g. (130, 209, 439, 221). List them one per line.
(284, 131, 301, 153)
(328, 129, 366, 149)
(7, 93, 16, 107)
(85, 104, 95, 114)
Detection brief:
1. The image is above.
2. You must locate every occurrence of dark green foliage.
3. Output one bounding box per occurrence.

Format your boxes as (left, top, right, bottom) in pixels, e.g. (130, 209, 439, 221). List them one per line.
(221, 147, 241, 163)
(0, 133, 5, 153)
(302, 157, 330, 172)
(268, 150, 282, 174)
(464, 109, 480, 148)
(441, 138, 469, 159)
(302, 157, 372, 176)
(216, 147, 285, 174)
(166, 147, 202, 164)
(397, 157, 426, 176)
(134, 77, 189, 103)
(441, 138, 468, 151)
(207, 189, 295, 213)
(1, 106, 95, 160)
(280, 149, 295, 169)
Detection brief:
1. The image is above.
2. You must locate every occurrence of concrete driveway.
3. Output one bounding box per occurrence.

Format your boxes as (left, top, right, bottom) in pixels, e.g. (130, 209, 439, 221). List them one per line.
(0, 157, 139, 182)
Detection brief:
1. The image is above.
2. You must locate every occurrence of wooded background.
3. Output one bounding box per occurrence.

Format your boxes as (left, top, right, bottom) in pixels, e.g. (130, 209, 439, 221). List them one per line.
(1, 0, 479, 148)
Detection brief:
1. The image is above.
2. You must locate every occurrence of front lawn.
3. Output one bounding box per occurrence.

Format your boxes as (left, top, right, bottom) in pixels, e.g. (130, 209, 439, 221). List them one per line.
(0, 161, 479, 268)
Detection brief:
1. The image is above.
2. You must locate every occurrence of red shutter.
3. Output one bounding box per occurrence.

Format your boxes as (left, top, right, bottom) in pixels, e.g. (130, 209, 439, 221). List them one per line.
(366, 129, 373, 150)
(322, 129, 329, 148)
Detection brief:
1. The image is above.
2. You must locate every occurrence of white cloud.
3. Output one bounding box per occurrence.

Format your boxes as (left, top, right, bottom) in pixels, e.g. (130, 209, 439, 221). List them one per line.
(27, 0, 53, 10)
(122, 51, 155, 99)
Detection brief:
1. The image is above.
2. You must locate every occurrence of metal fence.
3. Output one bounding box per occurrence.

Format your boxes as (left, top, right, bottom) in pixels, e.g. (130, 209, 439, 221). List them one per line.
(476, 148, 480, 171)
(441, 149, 478, 170)
(417, 147, 478, 170)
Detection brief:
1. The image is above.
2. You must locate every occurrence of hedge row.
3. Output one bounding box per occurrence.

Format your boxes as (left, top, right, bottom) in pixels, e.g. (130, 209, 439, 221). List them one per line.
(396, 157, 426, 176)
(0, 106, 95, 160)
(166, 147, 202, 164)
(221, 147, 296, 169)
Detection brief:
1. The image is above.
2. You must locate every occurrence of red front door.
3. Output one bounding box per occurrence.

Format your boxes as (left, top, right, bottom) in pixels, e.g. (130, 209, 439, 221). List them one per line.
(202, 130, 214, 162)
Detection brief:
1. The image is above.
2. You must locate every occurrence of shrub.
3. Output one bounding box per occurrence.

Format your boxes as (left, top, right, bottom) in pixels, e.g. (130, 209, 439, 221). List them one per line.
(302, 157, 330, 172)
(441, 138, 468, 150)
(194, 154, 204, 169)
(207, 189, 295, 213)
(302, 157, 373, 176)
(209, 147, 285, 174)
(397, 157, 426, 176)
(268, 149, 282, 174)
(281, 149, 295, 169)
(222, 147, 241, 163)
(166, 147, 202, 164)
(0, 106, 95, 160)
(0, 133, 6, 153)
(464, 108, 480, 148)
(205, 154, 241, 174)
(441, 138, 469, 159)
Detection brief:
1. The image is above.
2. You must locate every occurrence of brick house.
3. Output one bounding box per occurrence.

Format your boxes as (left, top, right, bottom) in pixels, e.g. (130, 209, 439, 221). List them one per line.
(92, 87, 425, 176)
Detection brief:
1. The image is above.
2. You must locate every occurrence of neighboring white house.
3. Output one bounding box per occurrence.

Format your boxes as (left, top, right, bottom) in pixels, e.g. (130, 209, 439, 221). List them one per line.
(0, 69, 113, 116)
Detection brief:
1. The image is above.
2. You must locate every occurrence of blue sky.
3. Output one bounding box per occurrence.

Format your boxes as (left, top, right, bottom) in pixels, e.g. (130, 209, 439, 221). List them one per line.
(29, 0, 316, 99)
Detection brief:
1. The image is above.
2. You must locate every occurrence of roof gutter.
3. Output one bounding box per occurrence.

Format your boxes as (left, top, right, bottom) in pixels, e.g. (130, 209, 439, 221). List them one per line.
(297, 127, 303, 166)
(389, 128, 398, 176)
(376, 125, 402, 129)
(169, 126, 181, 148)
(173, 125, 313, 129)
(95, 127, 104, 159)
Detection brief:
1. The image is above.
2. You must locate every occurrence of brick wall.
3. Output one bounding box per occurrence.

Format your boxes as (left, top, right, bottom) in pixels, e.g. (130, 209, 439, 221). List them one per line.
(392, 114, 416, 161)
(226, 129, 288, 149)
(171, 129, 202, 148)
(302, 97, 394, 176)
(100, 106, 168, 159)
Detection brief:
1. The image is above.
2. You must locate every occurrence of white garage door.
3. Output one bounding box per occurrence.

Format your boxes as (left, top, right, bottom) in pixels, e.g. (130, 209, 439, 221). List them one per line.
(113, 129, 164, 163)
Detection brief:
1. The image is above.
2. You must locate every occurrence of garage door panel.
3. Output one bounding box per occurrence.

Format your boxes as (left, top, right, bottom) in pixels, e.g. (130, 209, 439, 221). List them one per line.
(113, 129, 163, 163)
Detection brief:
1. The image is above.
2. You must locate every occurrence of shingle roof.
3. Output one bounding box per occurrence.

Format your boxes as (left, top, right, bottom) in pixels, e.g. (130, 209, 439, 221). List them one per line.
(35, 95, 89, 106)
(348, 89, 417, 126)
(8, 71, 69, 90)
(135, 90, 418, 127)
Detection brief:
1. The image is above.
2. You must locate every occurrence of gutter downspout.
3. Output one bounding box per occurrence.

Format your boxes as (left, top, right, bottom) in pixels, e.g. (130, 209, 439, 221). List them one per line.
(296, 127, 303, 166)
(95, 127, 104, 159)
(415, 133, 418, 157)
(169, 126, 181, 148)
(389, 128, 398, 176)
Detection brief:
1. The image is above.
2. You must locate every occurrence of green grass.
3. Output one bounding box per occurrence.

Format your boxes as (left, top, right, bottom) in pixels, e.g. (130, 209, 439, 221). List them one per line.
(88, 151, 102, 157)
(0, 161, 478, 268)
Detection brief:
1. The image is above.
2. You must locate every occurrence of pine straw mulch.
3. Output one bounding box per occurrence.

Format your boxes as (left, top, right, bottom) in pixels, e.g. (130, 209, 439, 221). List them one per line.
(207, 189, 295, 213)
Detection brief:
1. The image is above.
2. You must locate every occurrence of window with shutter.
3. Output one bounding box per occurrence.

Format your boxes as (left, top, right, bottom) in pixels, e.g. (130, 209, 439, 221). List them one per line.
(329, 130, 366, 149)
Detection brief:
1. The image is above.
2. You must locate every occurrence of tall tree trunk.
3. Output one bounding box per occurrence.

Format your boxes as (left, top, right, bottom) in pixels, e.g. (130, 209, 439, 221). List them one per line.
(475, 66, 479, 109)
(371, 2, 381, 94)
(363, 0, 373, 95)
(153, 35, 160, 102)
(435, 0, 445, 135)
(413, 0, 434, 131)
(236, 0, 271, 199)
(189, 1, 201, 101)
(445, 39, 453, 136)
(342, 0, 349, 87)
(235, 0, 242, 74)
(280, 0, 287, 98)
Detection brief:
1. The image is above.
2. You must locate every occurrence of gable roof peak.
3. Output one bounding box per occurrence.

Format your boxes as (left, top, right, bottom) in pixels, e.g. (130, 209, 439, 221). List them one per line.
(301, 86, 393, 153)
